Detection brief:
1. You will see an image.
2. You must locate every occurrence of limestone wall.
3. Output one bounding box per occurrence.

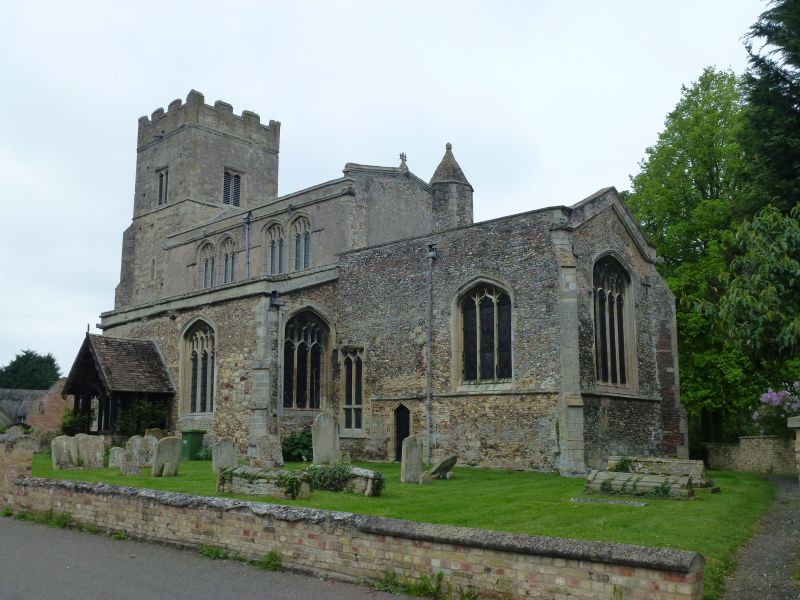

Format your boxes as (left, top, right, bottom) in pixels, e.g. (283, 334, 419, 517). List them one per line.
(705, 436, 797, 475)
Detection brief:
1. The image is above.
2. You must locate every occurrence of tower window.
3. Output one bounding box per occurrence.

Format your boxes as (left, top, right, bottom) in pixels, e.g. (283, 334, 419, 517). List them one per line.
(223, 170, 241, 207)
(157, 169, 168, 206)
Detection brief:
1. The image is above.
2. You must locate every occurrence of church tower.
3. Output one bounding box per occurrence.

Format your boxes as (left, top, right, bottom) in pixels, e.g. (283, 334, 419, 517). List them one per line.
(430, 143, 474, 230)
(115, 90, 281, 308)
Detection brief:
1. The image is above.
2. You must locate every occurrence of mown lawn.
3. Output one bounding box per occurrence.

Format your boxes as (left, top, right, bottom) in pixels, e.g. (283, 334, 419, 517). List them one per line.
(31, 454, 773, 599)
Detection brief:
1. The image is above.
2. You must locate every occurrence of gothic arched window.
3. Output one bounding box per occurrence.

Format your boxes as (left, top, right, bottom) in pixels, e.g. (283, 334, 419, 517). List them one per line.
(292, 218, 311, 271)
(221, 238, 236, 284)
(267, 225, 285, 275)
(184, 320, 215, 413)
(460, 284, 512, 382)
(199, 243, 215, 289)
(283, 312, 326, 409)
(593, 256, 631, 386)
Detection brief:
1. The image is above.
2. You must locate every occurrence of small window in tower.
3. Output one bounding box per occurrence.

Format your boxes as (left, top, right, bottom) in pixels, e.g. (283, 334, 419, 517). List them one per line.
(223, 170, 242, 207)
(157, 168, 169, 206)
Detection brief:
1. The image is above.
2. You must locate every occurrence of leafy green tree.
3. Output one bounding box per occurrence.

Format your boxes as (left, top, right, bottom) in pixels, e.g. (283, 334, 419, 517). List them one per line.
(626, 68, 760, 445)
(739, 0, 800, 215)
(719, 204, 800, 362)
(0, 349, 61, 390)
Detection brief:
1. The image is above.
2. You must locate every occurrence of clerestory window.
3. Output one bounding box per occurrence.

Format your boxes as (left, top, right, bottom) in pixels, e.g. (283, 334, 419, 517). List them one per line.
(292, 218, 311, 271)
(199, 243, 215, 289)
(267, 225, 285, 275)
(461, 284, 512, 382)
(593, 256, 631, 386)
(221, 239, 236, 284)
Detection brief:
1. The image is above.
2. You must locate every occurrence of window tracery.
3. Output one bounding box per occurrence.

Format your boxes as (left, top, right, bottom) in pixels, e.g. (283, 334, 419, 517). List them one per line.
(460, 284, 512, 382)
(185, 321, 215, 413)
(593, 256, 630, 386)
(267, 225, 285, 275)
(283, 312, 326, 409)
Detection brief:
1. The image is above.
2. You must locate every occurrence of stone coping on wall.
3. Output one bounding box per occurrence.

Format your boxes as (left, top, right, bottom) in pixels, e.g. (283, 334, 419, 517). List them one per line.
(15, 476, 703, 575)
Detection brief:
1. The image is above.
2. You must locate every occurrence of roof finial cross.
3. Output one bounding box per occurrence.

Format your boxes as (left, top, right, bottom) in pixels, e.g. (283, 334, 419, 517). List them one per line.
(399, 152, 407, 169)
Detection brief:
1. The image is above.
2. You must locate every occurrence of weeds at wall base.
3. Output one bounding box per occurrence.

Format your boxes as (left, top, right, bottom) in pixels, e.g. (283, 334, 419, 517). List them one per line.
(374, 570, 479, 600)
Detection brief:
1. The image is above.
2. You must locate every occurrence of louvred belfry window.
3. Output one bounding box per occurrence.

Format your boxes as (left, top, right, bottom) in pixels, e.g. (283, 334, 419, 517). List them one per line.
(593, 256, 630, 386)
(223, 171, 241, 206)
(157, 169, 168, 206)
(461, 285, 512, 382)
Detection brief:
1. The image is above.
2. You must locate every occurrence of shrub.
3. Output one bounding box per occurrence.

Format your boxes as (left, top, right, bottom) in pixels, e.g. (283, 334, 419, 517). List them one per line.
(305, 463, 354, 492)
(609, 456, 635, 473)
(752, 382, 800, 436)
(116, 397, 168, 436)
(195, 447, 212, 461)
(282, 428, 312, 462)
(59, 408, 94, 436)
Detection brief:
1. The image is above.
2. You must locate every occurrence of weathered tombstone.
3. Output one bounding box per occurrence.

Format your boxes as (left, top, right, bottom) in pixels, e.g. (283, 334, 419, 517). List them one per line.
(162, 461, 178, 477)
(429, 455, 457, 479)
(121, 456, 140, 477)
(152, 436, 182, 477)
(76, 434, 105, 469)
(419, 471, 433, 485)
(51, 435, 77, 470)
(144, 428, 166, 440)
(253, 434, 284, 468)
(400, 436, 422, 483)
(311, 411, 340, 465)
(141, 435, 158, 467)
(212, 438, 237, 472)
(108, 447, 126, 468)
(126, 435, 144, 467)
(340, 450, 352, 464)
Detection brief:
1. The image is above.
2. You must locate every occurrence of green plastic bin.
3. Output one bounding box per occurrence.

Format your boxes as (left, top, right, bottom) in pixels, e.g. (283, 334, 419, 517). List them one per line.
(180, 429, 206, 461)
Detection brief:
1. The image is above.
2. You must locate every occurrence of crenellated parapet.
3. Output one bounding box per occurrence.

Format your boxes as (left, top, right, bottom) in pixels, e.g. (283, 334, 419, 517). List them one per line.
(137, 90, 280, 151)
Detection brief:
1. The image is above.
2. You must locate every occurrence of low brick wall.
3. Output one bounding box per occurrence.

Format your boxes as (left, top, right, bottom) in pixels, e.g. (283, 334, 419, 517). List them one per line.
(1, 435, 704, 599)
(705, 436, 797, 475)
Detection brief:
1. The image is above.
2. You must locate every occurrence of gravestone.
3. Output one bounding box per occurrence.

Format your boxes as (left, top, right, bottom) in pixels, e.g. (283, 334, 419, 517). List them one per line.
(152, 436, 181, 477)
(253, 434, 283, 468)
(51, 435, 78, 469)
(419, 471, 433, 485)
(108, 447, 126, 468)
(141, 435, 158, 467)
(340, 450, 352, 464)
(126, 435, 144, 466)
(400, 436, 422, 483)
(312, 411, 340, 465)
(121, 456, 140, 477)
(212, 438, 237, 472)
(76, 434, 105, 469)
(429, 455, 457, 479)
(144, 428, 166, 440)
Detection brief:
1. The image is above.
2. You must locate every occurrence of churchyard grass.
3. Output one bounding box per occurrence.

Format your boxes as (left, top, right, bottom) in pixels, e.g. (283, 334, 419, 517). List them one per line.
(31, 454, 773, 599)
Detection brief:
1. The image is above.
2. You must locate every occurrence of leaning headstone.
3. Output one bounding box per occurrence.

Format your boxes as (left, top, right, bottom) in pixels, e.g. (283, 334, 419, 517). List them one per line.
(253, 434, 284, 468)
(141, 435, 158, 467)
(429, 455, 457, 479)
(212, 438, 237, 472)
(152, 436, 182, 477)
(311, 411, 340, 465)
(401, 436, 423, 483)
(144, 428, 166, 440)
(51, 435, 78, 470)
(108, 447, 126, 468)
(77, 434, 105, 469)
(126, 435, 144, 466)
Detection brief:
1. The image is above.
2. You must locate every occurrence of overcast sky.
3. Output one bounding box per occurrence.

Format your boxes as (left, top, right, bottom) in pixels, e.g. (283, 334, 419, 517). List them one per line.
(0, 0, 765, 376)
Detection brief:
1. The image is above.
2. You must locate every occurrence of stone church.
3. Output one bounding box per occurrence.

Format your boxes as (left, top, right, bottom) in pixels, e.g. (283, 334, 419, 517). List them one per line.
(67, 90, 688, 475)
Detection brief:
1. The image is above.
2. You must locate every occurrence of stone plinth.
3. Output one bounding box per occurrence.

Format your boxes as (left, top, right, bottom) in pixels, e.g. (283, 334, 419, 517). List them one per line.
(607, 456, 713, 488)
(586, 470, 693, 499)
(217, 466, 311, 499)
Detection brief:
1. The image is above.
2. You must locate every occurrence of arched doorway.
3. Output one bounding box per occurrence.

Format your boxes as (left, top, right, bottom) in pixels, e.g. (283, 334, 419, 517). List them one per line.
(394, 404, 410, 461)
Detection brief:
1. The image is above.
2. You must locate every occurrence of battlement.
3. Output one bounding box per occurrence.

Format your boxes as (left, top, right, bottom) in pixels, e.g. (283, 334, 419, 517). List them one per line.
(137, 90, 280, 151)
